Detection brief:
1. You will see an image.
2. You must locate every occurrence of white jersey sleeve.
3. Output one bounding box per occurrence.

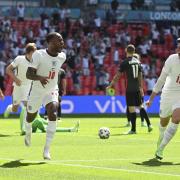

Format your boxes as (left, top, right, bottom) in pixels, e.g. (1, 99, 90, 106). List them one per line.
(31, 51, 41, 69)
(153, 69, 168, 93)
(162, 55, 172, 74)
(153, 54, 180, 94)
(153, 56, 171, 93)
(11, 56, 21, 68)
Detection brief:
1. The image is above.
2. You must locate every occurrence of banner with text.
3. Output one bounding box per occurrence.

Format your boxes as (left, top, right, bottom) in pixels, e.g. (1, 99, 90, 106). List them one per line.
(0, 96, 160, 115)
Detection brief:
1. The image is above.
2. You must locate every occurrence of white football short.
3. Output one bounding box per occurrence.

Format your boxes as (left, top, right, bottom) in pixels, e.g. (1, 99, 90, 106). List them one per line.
(160, 93, 180, 118)
(27, 89, 59, 113)
(13, 84, 31, 105)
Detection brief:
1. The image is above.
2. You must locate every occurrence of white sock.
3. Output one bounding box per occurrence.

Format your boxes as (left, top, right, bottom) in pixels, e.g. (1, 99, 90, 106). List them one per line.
(22, 109, 27, 131)
(25, 121, 32, 135)
(44, 121, 56, 150)
(159, 122, 179, 150)
(6, 104, 13, 113)
(159, 122, 166, 139)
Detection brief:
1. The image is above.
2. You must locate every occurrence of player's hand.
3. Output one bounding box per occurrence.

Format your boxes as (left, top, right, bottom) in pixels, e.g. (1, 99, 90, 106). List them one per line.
(40, 77, 49, 88)
(15, 78, 21, 86)
(146, 100, 152, 107)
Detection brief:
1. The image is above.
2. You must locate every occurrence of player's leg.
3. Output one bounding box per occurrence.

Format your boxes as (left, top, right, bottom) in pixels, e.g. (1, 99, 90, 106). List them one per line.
(25, 90, 42, 146)
(4, 85, 22, 118)
(155, 97, 174, 159)
(139, 106, 152, 132)
(126, 91, 142, 134)
(156, 108, 180, 160)
(25, 111, 37, 146)
(32, 118, 46, 133)
(125, 107, 131, 127)
(43, 101, 58, 160)
(4, 104, 19, 118)
(56, 121, 80, 132)
(125, 92, 136, 133)
(139, 97, 145, 127)
(157, 116, 170, 148)
(20, 106, 26, 135)
(128, 106, 136, 134)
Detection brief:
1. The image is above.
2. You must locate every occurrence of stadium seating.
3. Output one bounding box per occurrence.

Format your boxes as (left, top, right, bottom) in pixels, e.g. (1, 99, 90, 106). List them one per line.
(3, 19, 174, 96)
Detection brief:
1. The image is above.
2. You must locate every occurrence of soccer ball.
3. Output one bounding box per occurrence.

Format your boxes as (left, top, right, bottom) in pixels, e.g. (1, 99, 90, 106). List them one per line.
(98, 127, 110, 139)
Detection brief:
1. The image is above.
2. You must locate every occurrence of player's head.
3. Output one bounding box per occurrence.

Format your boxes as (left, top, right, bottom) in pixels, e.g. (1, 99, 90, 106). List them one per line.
(46, 32, 64, 53)
(25, 43, 36, 54)
(126, 44, 135, 56)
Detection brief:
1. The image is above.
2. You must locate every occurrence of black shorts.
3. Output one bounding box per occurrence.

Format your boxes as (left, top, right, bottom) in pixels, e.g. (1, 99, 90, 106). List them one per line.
(126, 91, 142, 106)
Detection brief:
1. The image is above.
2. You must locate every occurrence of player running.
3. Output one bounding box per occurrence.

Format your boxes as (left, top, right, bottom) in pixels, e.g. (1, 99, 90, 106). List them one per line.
(4, 43, 37, 123)
(146, 38, 180, 160)
(25, 32, 66, 160)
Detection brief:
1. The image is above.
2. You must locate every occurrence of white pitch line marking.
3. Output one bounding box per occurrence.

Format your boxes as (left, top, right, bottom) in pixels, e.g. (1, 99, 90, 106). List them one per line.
(0, 157, 180, 177)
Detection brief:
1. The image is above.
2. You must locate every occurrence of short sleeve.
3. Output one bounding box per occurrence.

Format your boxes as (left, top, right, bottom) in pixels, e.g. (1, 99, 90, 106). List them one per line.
(11, 57, 21, 68)
(162, 55, 172, 74)
(60, 52, 66, 63)
(31, 51, 41, 69)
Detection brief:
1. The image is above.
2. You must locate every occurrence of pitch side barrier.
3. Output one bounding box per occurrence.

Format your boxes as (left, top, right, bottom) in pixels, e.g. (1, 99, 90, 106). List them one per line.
(0, 96, 160, 115)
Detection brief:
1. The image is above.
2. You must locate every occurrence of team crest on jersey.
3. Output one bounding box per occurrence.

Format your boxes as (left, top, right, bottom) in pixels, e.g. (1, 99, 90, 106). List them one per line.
(52, 61, 57, 66)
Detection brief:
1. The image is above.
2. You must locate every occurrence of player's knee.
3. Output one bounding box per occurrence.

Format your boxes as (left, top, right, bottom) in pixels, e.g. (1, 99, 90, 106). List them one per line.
(46, 103, 58, 121)
(172, 109, 180, 124)
(26, 112, 37, 123)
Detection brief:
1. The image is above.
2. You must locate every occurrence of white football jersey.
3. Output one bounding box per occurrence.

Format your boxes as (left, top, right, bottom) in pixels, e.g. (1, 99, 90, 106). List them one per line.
(11, 55, 32, 85)
(31, 49, 66, 92)
(162, 54, 180, 93)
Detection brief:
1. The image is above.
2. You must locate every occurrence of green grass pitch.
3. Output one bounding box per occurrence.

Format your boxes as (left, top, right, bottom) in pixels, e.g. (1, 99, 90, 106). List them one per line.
(0, 116, 180, 180)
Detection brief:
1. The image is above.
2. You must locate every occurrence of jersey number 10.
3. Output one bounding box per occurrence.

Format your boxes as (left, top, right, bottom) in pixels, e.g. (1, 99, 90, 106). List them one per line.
(132, 64, 139, 78)
(48, 71, 55, 79)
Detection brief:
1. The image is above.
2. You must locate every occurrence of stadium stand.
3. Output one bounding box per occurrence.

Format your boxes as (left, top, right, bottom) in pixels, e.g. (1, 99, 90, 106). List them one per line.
(0, 0, 178, 96)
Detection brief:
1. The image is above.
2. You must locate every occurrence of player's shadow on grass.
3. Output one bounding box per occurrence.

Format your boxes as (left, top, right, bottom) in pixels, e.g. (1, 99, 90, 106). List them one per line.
(0, 134, 13, 137)
(132, 158, 180, 167)
(0, 159, 46, 168)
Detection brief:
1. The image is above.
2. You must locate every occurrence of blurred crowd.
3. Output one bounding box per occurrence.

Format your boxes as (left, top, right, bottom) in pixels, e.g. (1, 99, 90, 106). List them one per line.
(0, 2, 180, 95)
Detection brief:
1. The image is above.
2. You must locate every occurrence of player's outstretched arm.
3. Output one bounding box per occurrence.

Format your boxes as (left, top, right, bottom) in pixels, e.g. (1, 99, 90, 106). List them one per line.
(26, 67, 49, 87)
(106, 72, 121, 89)
(146, 91, 157, 107)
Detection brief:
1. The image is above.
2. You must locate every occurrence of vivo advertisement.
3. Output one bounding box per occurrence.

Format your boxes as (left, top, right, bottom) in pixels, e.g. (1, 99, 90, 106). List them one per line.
(0, 96, 160, 115)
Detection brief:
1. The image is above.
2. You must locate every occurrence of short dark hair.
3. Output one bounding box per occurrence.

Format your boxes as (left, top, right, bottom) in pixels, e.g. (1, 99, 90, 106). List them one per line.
(25, 43, 36, 54)
(126, 44, 135, 54)
(46, 32, 62, 43)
